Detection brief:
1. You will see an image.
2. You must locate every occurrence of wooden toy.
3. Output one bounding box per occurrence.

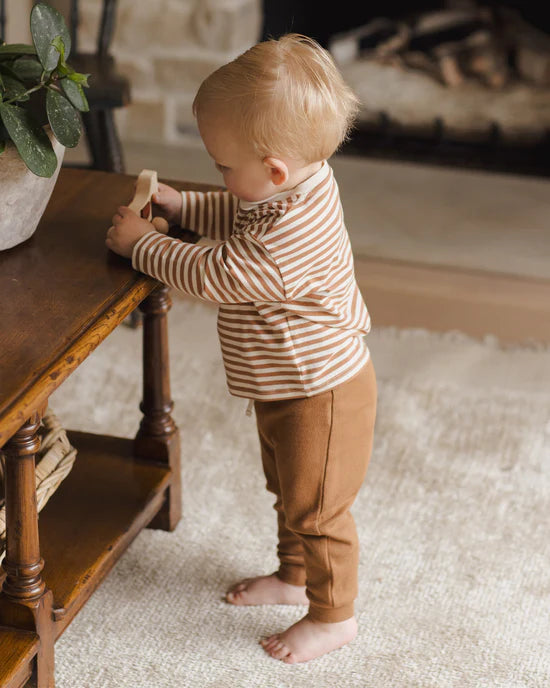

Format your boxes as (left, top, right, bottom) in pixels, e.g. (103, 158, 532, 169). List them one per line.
(107, 169, 169, 237)
(129, 169, 170, 234)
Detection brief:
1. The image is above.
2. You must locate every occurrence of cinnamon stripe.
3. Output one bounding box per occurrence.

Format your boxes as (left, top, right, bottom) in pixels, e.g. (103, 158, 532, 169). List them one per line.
(132, 162, 371, 399)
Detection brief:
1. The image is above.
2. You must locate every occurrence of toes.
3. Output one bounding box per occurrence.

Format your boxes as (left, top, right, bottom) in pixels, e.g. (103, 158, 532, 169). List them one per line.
(226, 580, 251, 604)
(226, 590, 244, 605)
(261, 635, 291, 660)
(282, 653, 298, 664)
(260, 634, 279, 650)
(270, 642, 291, 660)
(227, 580, 248, 595)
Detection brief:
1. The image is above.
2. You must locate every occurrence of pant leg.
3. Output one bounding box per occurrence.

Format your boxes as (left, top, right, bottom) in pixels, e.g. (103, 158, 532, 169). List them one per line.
(256, 413, 307, 585)
(254, 360, 377, 623)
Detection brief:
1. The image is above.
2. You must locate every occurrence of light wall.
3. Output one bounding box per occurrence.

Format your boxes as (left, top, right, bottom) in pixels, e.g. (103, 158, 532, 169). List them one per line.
(4, 0, 33, 42)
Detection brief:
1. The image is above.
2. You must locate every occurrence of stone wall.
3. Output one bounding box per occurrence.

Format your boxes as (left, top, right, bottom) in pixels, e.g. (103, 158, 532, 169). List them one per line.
(74, 0, 262, 145)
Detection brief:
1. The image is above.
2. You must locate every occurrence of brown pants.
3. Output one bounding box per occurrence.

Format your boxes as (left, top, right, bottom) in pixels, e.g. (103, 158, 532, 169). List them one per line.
(254, 360, 377, 623)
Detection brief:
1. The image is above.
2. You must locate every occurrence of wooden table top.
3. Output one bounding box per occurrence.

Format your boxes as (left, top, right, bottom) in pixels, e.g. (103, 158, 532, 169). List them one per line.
(0, 167, 209, 447)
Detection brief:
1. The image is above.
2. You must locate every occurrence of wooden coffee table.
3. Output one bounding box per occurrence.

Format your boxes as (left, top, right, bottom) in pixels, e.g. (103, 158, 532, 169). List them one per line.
(0, 168, 202, 687)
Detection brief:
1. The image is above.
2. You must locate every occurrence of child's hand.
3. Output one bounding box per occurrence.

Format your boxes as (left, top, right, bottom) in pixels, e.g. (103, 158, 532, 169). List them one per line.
(106, 206, 156, 258)
(152, 183, 183, 226)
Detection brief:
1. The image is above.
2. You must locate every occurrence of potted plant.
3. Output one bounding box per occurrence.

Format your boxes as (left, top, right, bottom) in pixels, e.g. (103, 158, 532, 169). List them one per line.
(0, 1, 90, 250)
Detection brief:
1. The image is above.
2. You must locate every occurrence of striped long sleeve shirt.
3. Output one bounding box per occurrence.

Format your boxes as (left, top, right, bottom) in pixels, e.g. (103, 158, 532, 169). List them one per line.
(132, 161, 371, 400)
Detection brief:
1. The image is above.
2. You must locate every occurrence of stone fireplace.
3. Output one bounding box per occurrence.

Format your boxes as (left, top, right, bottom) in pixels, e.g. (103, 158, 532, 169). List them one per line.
(261, 1, 550, 176)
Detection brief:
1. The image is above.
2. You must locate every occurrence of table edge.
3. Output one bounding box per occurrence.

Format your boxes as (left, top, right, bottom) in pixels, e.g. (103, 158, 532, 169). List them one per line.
(0, 277, 157, 448)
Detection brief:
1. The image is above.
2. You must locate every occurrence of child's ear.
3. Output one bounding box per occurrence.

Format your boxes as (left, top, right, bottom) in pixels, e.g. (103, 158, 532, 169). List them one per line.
(263, 157, 289, 186)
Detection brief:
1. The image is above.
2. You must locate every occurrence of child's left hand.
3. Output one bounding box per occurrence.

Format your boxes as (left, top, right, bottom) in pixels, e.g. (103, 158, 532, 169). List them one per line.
(106, 206, 155, 258)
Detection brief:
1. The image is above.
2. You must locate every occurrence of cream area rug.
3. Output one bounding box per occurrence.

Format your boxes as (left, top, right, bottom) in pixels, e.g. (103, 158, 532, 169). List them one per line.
(49, 296, 550, 688)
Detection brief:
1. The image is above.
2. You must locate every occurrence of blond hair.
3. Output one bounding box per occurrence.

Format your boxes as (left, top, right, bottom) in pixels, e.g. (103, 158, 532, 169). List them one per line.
(192, 34, 360, 164)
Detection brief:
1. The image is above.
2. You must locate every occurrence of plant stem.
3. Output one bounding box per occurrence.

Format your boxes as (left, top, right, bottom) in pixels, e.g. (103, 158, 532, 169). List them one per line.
(3, 75, 52, 106)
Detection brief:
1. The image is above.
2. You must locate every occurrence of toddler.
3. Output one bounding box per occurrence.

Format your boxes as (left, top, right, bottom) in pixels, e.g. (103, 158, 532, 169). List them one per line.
(106, 33, 377, 664)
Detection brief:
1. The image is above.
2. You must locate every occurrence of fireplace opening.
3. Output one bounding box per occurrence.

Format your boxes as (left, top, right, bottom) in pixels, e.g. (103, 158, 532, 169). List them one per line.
(262, 1, 550, 177)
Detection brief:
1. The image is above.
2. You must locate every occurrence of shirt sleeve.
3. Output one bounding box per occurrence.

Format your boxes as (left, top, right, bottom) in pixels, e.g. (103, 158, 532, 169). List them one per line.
(180, 190, 238, 241)
(132, 231, 285, 304)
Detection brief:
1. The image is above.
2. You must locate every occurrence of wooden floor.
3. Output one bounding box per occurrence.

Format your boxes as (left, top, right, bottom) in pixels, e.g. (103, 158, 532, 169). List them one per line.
(355, 255, 550, 344)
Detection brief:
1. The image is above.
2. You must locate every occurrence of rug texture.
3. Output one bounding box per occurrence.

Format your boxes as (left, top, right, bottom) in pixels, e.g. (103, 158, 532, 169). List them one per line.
(49, 297, 550, 688)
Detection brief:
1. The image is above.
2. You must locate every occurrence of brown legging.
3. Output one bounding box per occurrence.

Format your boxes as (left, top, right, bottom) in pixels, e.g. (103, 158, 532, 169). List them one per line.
(254, 360, 377, 623)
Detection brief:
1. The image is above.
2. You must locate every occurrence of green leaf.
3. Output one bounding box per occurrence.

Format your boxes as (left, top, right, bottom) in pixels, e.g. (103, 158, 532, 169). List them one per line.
(50, 36, 66, 64)
(1, 74, 30, 102)
(0, 102, 57, 176)
(60, 77, 89, 112)
(0, 140, 5, 155)
(11, 56, 44, 82)
(68, 71, 90, 87)
(46, 87, 80, 147)
(56, 62, 68, 75)
(30, 3, 71, 72)
(0, 44, 38, 58)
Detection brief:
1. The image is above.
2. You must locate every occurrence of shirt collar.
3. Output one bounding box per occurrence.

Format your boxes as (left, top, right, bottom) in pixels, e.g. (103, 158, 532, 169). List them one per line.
(239, 160, 329, 211)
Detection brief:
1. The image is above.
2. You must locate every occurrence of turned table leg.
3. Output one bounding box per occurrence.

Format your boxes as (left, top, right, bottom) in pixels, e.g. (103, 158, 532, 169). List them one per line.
(0, 412, 55, 688)
(134, 284, 182, 531)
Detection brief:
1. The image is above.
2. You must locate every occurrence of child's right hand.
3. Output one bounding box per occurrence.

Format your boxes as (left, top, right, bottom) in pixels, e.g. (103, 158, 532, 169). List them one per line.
(152, 183, 183, 226)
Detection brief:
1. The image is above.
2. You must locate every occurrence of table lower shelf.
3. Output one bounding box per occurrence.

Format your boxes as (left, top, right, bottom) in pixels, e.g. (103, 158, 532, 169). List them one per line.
(0, 430, 173, 685)
(0, 626, 39, 688)
(44, 431, 172, 634)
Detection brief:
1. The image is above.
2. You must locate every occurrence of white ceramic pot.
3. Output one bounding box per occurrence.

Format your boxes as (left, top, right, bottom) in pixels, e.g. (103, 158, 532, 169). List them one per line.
(0, 127, 65, 251)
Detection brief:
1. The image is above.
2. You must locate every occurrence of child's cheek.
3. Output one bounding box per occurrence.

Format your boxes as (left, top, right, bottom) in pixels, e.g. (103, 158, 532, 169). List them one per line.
(223, 173, 237, 195)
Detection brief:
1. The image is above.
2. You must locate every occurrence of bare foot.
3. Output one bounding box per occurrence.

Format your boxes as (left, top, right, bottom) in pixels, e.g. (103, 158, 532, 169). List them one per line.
(226, 573, 308, 606)
(260, 615, 358, 663)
